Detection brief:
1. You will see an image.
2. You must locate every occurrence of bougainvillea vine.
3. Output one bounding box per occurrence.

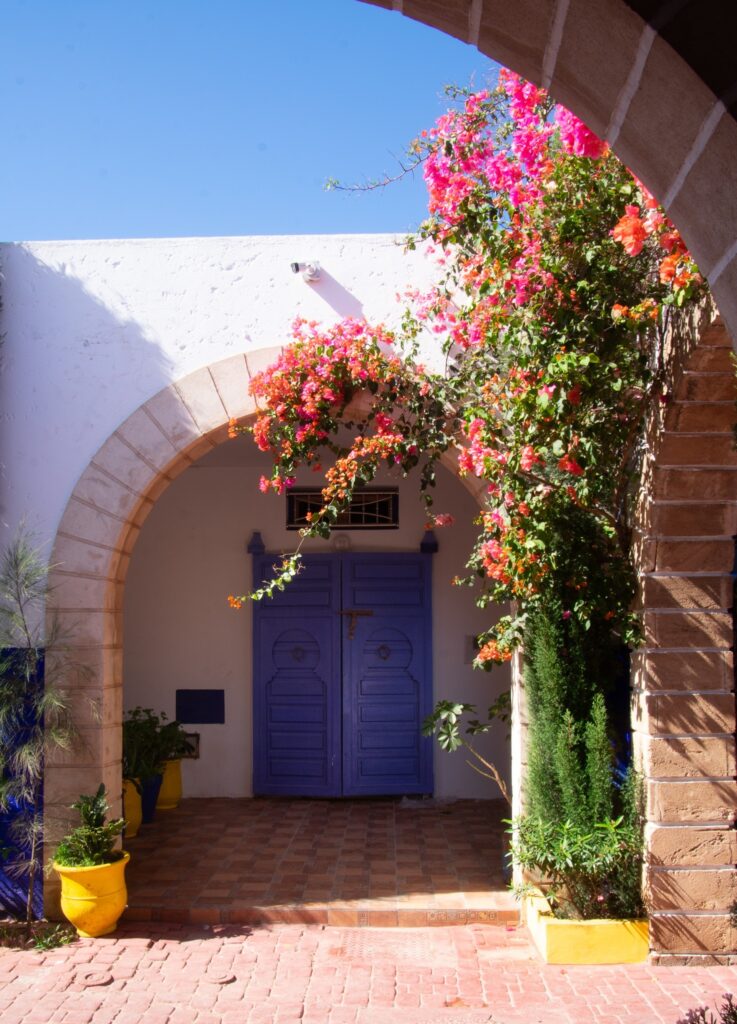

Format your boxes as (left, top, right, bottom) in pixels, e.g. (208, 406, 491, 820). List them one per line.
(228, 68, 704, 667)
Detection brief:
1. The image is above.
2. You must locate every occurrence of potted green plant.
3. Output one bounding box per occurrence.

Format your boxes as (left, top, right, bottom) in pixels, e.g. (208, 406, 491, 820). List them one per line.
(506, 607, 648, 964)
(52, 784, 128, 937)
(122, 707, 165, 825)
(156, 715, 194, 811)
(509, 808, 648, 964)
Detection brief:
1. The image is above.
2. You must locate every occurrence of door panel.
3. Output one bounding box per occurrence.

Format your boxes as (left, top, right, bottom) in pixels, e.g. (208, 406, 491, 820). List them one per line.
(252, 556, 341, 796)
(341, 555, 433, 796)
(252, 552, 433, 797)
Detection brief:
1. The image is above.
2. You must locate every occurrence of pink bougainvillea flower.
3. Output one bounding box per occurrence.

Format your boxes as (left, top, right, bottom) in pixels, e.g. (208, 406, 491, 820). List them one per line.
(427, 512, 455, 528)
(555, 106, 607, 159)
(237, 64, 703, 668)
(520, 445, 541, 472)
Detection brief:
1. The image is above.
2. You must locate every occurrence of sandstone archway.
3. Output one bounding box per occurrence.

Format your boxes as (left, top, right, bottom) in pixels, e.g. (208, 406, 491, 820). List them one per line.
(43, 309, 737, 958)
(43, 350, 277, 909)
(43, 347, 489, 913)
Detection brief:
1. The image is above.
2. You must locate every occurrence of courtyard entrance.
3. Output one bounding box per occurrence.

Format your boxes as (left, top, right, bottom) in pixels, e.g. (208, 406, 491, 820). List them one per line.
(123, 796, 516, 927)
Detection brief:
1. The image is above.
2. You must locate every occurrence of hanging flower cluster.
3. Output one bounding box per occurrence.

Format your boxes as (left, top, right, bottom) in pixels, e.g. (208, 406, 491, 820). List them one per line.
(240, 317, 453, 521)
(229, 69, 705, 664)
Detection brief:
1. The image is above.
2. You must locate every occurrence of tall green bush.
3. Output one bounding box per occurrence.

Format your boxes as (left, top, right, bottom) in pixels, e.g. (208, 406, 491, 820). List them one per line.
(0, 531, 81, 933)
(524, 603, 621, 829)
(586, 694, 614, 823)
(515, 601, 644, 920)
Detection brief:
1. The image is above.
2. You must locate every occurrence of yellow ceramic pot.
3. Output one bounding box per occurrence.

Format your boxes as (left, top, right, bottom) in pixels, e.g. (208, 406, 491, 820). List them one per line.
(156, 759, 182, 810)
(54, 852, 130, 938)
(122, 779, 142, 838)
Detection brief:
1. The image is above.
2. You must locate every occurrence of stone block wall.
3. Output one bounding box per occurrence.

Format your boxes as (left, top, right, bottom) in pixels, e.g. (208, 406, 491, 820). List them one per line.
(632, 311, 737, 963)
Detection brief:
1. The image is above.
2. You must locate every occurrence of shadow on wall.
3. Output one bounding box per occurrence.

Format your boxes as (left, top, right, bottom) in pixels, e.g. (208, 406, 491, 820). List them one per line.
(308, 268, 365, 320)
(0, 243, 175, 541)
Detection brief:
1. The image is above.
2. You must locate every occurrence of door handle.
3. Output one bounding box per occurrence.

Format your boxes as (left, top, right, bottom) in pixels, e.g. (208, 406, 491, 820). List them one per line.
(339, 609, 373, 640)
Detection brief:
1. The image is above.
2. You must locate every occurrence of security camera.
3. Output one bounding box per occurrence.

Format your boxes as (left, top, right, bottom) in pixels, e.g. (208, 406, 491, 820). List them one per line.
(290, 261, 321, 282)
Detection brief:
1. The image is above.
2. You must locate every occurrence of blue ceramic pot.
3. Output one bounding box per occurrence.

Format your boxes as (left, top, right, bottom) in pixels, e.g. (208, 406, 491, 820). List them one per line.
(140, 774, 163, 824)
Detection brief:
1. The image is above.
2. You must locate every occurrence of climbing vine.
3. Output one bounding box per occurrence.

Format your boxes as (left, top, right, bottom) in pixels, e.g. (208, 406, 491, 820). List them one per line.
(228, 69, 704, 669)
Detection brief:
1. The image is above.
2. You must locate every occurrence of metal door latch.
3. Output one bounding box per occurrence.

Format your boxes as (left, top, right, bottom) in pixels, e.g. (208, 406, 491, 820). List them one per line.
(339, 608, 373, 640)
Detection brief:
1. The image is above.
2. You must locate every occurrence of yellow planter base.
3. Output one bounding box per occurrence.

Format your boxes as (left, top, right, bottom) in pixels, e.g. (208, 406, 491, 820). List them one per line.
(157, 759, 182, 810)
(524, 893, 649, 964)
(123, 779, 142, 838)
(54, 852, 130, 938)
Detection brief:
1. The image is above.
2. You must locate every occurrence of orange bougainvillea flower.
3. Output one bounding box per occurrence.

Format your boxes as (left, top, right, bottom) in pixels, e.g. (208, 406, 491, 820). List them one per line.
(476, 639, 513, 664)
(558, 455, 584, 476)
(611, 208, 647, 256)
(658, 252, 680, 284)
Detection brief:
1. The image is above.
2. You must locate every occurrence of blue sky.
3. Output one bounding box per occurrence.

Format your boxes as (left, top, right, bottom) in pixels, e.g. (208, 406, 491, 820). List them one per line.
(2, 0, 498, 241)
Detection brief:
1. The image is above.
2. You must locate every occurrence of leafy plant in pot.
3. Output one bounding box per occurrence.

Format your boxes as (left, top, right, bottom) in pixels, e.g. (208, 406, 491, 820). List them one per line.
(53, 784, 128, 937)
(122, 707, 165, 826)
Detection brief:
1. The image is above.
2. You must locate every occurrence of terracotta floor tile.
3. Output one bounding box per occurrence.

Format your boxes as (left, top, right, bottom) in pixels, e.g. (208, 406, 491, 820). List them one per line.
(125, 796, 510, 928)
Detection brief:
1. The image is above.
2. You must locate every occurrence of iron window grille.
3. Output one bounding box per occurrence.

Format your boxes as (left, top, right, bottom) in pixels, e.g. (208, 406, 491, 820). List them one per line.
(286, 488, 399, 530)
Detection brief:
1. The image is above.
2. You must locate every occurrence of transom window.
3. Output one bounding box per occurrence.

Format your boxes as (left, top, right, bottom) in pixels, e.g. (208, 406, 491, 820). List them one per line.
(286, 489, 399, 530)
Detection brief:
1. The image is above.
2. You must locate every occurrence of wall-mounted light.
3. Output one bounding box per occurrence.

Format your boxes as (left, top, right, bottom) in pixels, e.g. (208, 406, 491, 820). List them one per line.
(290, 261, 321, 282)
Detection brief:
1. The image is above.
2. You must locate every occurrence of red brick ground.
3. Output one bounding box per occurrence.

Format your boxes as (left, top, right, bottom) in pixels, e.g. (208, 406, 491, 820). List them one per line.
(2, 922, 737, 1024)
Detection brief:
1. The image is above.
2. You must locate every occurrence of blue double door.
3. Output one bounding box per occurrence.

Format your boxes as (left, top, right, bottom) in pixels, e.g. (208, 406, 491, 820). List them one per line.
(252, 553, 434, 797)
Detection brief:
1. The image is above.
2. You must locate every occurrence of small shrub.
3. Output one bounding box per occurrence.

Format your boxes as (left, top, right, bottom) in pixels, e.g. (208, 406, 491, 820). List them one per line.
(513, 600, 644, 921)
(0, 529, 81, 932)
(32, 923, 76, 950)
(0, 920, 76, 950)
(54, 785, 125, 867)
(158, 715, 195, 761)
(122, 707, 165, 784)
(675, 993, 737, 1024)
(122, 707, 193, 787)
(509, 808, 643, 920)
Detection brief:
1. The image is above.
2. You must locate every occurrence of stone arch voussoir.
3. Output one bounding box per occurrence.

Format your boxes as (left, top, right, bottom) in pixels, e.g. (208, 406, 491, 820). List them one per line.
(42, 348, 281, 915)
(363, 0, 737, 345)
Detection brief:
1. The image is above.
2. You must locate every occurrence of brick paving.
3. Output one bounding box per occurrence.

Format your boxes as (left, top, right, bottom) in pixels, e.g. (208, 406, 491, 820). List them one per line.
(124, 798, 517, 927)
(2, 921, 737, 1024)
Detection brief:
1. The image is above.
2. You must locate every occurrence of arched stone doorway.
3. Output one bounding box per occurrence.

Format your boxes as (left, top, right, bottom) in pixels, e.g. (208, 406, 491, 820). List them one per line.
(362, 0, 737, 340)
(43, 326, 737, 958)
(43, 350, 279, 913)
(43, 348, 497, 913)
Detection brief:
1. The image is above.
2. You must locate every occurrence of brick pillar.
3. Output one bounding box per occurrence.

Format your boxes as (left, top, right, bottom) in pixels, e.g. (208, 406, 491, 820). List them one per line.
(633, 314, 737, 963)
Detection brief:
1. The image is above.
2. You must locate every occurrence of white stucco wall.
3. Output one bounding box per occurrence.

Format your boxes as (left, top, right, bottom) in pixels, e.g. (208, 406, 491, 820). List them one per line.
(123, 443, 510, 800)
(0, 234, 439, 550)
(0, 232, 510, 802)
